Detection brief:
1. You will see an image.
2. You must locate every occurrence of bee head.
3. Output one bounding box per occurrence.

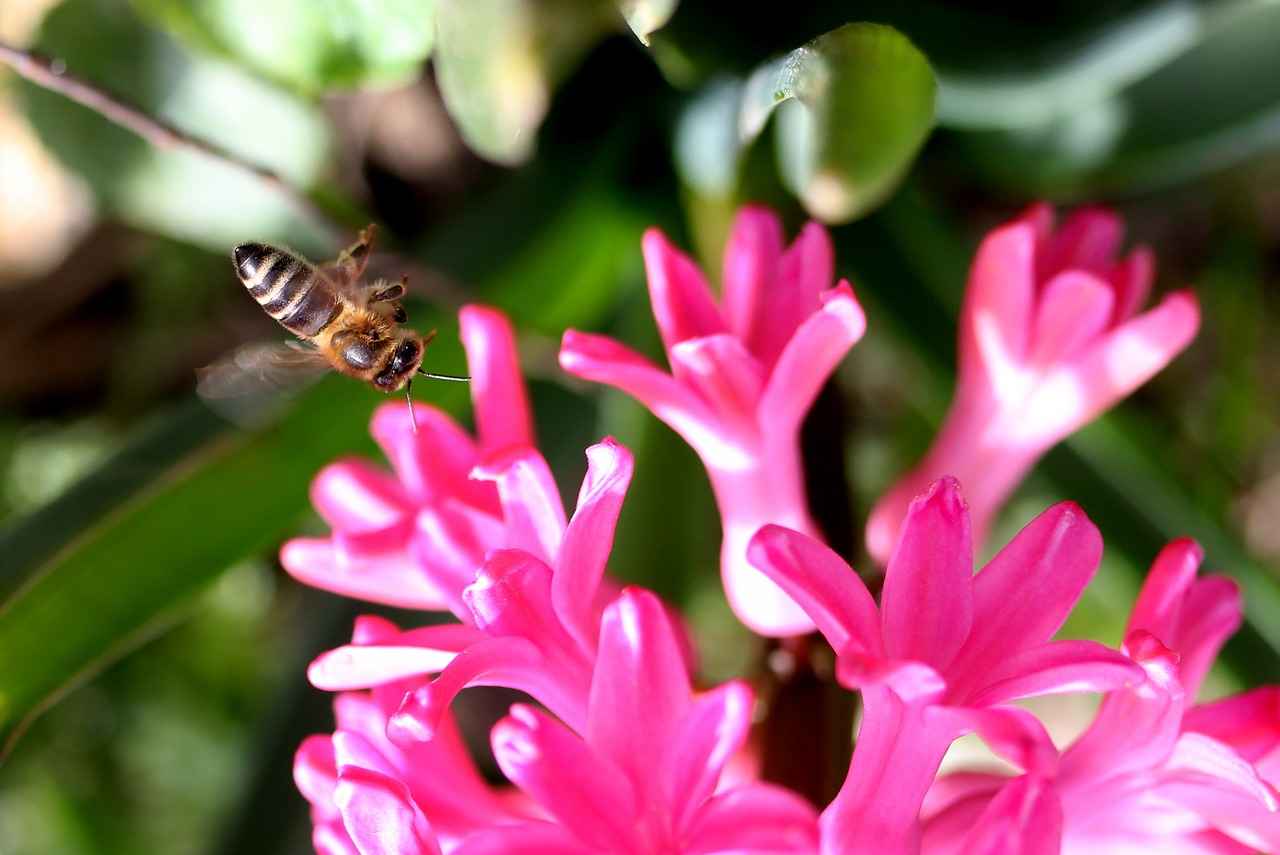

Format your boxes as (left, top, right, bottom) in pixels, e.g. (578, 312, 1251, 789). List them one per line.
(374, 336, 423, 392)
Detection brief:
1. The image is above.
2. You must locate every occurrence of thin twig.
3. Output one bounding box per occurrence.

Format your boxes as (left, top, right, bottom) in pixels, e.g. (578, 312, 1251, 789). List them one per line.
(0, 40, 343, 241)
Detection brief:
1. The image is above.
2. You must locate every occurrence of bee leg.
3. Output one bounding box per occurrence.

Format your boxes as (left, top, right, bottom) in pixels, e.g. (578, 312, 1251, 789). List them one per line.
(404, 377, 419, 434)
(333, 225, 377, 284)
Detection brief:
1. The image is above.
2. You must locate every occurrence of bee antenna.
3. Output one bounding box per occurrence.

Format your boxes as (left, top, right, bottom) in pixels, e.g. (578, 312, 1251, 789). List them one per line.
(416, 368, 471, 382)
(404, 378, 420, 434)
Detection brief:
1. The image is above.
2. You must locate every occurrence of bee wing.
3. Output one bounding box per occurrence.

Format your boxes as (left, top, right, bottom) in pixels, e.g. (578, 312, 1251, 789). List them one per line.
(197, 341, 331, 426)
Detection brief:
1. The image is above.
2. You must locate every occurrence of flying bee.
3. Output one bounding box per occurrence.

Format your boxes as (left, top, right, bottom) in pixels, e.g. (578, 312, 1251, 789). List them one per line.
(197, 224, 467, 430)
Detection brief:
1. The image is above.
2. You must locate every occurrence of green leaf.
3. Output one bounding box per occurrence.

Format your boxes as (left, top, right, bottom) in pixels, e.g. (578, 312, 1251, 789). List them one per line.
(0, 379, 400, 757)
(133, 0, 436, 93)
(741, 23, 936, 223)
(22, 0, 333, 252)
(433, 0, 619, 164)
(944, 0, 1280, 195)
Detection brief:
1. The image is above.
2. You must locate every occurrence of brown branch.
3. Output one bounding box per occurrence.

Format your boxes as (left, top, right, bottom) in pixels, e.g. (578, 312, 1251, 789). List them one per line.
(0, 40, 343, 241)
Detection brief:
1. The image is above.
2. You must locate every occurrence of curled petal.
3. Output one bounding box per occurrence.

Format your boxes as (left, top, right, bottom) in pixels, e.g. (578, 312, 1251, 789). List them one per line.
(664, 682, 755, 832)
(492, 704, 639, 849)
(307, 624, 477, 690)
(880, 477, 974, 672)
(280, 533, 448, 611)
(310, 458, 409, 530)
(720, 204, 786, 356)
(642, 227, 726, 349)
(684, 785, 820, 854)
(472, 447, 566, 567)
(1026, 272, 1113, 368)
(370, 404, 493, 510)
(554, 440, 635, 649)
(460, 304, 534, 454)
(954, 502, 1102, 693)
(758, 281, 867, 437)
(334, 766, 441, 855)
(1030, 289, 1200, 439)
(587, 588, 691, 783)
(747, 525, 882, 664)
(559, 330, 753, 469)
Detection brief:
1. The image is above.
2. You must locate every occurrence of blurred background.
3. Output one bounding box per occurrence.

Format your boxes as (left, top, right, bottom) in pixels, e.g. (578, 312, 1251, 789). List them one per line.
(1, 0, 1279, 852)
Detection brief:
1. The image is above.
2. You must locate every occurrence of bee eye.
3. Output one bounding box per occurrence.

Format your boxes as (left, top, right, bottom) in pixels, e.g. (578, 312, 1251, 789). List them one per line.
(390, 339, 422, 374)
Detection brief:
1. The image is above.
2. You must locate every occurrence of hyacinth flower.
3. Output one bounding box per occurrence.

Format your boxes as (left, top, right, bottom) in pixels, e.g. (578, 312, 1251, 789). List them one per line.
(560, 204, 866, 636)
(280, 304, 535, 621)
(748, 477, 1140, 854)
(293, 628, 535, 855)
(306, 438, 634, 741)
(866, 204, 1201, 564)
(296, 452, 820, 853)
(918, 539, 1280, 854)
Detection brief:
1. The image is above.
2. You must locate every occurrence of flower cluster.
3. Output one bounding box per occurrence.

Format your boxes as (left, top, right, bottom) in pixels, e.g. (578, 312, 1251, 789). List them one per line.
(285, 205, 1280, 854)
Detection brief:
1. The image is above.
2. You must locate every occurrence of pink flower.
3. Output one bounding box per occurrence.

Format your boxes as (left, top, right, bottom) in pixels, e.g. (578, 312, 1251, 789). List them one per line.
(296, 451, 819, 854)
(304, 438, 633, 743)
(748, 478, 1139, 854)
(294, 661, 532, 855)
(866, 204, 1200, 564)
(280, 305, 535, 620)
(560, 204, 866, 636)
(478, 588, 819, 854)
(919, 539, 1280, 854)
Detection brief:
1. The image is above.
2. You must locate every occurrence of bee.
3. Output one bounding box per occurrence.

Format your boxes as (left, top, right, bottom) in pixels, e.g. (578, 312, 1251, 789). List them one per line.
(198, 224, 467, 430)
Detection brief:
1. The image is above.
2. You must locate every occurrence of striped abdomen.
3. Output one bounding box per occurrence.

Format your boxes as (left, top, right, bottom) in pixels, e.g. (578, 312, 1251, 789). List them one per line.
(232, 243, 342, 338)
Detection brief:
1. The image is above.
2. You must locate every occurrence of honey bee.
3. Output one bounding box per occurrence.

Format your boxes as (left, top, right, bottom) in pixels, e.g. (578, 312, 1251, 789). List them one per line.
(198, 224, 467, 429)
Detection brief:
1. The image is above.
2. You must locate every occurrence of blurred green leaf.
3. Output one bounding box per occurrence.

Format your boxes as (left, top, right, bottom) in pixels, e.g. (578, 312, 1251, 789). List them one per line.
(133, 0, 436, 93)
(433, 0, 620, 164)
(948, 1, 1280, 195)
(22, 0, 333, 252)
(740, 23, 936, 223)
(0, 377, 410, 758)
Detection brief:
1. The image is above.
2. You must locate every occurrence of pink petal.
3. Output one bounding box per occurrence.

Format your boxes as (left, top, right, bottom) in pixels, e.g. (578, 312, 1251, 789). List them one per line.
(559, 330, 753, 469)
(492, 704, 639, 848)
(370, 403, 496, 511)
(1185, 687, 1280, 764)
(1107, 245, 1154, 323)
(553, 439, 634, 649)
(295, 734, 340, 811)
(1059, 631, 1184, 782)
(720, 204, 785, 356)
(663, 682, 754, 834)
(333, 765, 441, 855)
(307, 624, 477, 690)
(880, 477, 974, 671)
(1167, 731, 1280, 811)
(966, 639, 1140, 707)
(668, 335, 766, 436)
(747, 525, 883, 663)
(758, 281, 866, 437)
(310, 458, 409, 529)
(280, 535, 449, 611)
(1035, 205, 1123, 282)
(961, 217, 1037, 379)
(587, 589, 690, 784)
(933, 705, 1059, 774)
(450, 822, 599, 855)
(760, 219, 836, 365)
(819, 683, 958, 855)
(954, 502, 1102, 693)
(684, 785, 820, 854)
(1031, 288, 1200, 439)
(642, 227, 727, 349)
(386, 635, 546, 744)
(1128, 537, 1242, 696)
(952, 775, 1062, 855)
(460, 304, 535, 454)
(1026, 271, 1114, 368)
(472, 446, 566, 567)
